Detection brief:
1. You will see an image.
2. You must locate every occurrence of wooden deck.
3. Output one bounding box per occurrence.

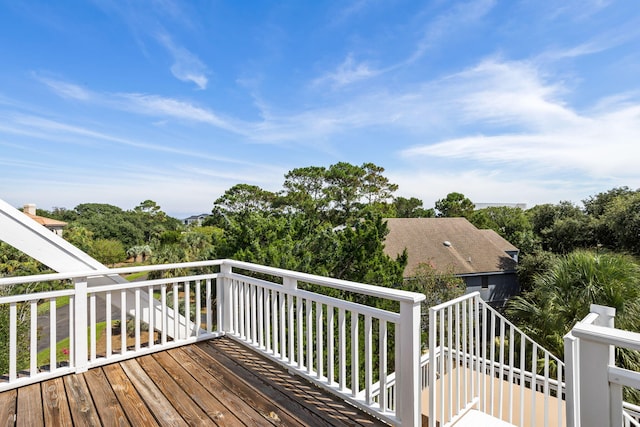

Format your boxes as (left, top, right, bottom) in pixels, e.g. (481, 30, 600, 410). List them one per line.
(0, 337, 387, 426)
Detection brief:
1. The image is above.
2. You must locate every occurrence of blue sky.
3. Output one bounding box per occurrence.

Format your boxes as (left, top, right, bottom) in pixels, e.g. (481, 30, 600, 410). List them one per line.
(1, 0, 639, 218)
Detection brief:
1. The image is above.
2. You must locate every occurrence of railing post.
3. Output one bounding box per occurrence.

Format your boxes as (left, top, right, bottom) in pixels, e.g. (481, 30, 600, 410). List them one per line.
(573, 305, 616, 427)
(220, 262, 232, 333)
(398, 299, 421, 427)
(428, 305, 437, 427)
(564, 332, 579, 427)
(74, 277, 88, 373)
(283, 277, 297, 367)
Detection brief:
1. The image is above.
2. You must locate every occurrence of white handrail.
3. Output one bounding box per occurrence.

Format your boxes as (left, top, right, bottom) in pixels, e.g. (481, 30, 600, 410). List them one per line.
(565, 304, 640, 427)
(428, 292, 566, 427)
(0, 259, 425, 426)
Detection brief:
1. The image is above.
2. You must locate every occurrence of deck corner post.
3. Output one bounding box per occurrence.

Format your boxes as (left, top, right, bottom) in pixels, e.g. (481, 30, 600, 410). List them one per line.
(398, 299, 422, 427)
(220, 262, 233, 333)
(570, 305, 617, 427)
(74, 276, 89, 373)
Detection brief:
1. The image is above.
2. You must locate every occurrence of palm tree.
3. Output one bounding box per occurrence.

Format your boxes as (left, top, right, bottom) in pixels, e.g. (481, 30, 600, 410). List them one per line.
(508, 250, 640, 355)
(507, 250, 640, 400)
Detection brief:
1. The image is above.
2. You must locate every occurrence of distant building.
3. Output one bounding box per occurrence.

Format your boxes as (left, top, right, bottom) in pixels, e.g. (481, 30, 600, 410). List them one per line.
(22, 203, 67, 236)
(474, 202, 527, 210)
(383, 217, 519, 305)
(183, 214, 210, 226)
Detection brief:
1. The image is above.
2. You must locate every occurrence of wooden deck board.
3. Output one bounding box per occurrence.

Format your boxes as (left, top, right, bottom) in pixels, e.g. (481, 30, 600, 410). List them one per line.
(63, 373, 102, 426)
(0, 389, 16, 427)
(152, 350, 245, 425)
(41, 377, 72, 427)
(0, 337, 388, 427)
(203, 339, 380, 426)
(16, 383, 43, 427)
(167, 347, 275, 427)
(183, 343, 309, 426)
(83, 367, 131, 427)
(102, 363, 159, 427)
(120, 358, 187, 427)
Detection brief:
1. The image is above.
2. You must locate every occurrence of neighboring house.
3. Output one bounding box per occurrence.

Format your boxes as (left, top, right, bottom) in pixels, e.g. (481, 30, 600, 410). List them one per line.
(22, 203, 67, 236)
(383, 217, 519, 305)
(183, 214, 210, 226)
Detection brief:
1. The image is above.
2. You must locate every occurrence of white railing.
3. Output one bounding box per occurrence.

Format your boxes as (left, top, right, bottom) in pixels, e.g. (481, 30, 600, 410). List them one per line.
(428, 292, 566, 427)
(218, 260, 425, 426)
(0, 259, 425, 427)
(0, 260, 223, 392)
(565, 304, 640, 427)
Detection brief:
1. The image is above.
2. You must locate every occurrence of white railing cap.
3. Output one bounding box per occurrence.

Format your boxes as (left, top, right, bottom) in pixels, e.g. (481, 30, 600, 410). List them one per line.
(572, 322, 640, 352)
(0, 258, 425, 303)
(0, 259, 224, 287)
(224, 259, 426, 304)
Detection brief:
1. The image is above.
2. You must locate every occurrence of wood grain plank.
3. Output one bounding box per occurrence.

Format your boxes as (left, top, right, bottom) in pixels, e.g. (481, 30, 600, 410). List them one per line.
(0, 389, 17, 427)
(64, 373, 102, 426)
(136, 354, 214, 426)
(120, 359, 187, 427)
(83, 368, 131, 427)
(204, 339, 385, 427)
(152, 350, 245, 426)
(102, 364, 159, 427)
(167, 347, 275, 427)
(183, 344, 309, 427)
(41, 377, 72, 427)
(16, 383, 43, 427)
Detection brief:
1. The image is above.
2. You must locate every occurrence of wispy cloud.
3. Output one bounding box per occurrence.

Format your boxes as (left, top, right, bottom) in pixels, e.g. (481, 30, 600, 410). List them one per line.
(38, 76, 240, 132)
(312, 54, 379, 89)
(400, 59, 640, 179)
(407, 0, 496, 64)
(36, 75, 93, 100)
(116, 93, 237, 131)
(156, 32, 208, 89)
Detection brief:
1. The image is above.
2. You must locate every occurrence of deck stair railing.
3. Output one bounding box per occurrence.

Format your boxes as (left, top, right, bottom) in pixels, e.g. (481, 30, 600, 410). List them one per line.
(565, 304, 640, 427)
(428, 292, 566, 427)
(0, 259, 425, 427)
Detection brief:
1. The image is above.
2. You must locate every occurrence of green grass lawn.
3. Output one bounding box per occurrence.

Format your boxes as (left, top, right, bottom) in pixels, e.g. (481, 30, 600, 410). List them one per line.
(36, 321, 108, 367)
(125, 271, 149, 281)
(36, 295, 72, 315)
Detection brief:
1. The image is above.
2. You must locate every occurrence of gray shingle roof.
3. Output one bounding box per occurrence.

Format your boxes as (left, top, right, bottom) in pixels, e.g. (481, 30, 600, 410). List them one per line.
(383, 218, 518, 277)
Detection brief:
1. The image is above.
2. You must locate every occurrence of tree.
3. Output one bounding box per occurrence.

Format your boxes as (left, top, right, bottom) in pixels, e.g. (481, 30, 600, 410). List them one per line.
(515, 250, 557, 293)
(323, 162, 367, 223)
(583, 186, 638, 217)
(360, 163, 398, 204)
(393, 196, 435, 218)
(72, 203, 144, 249)
(402, 262, 465, 348)
(597, 192, 640, 254)
(526, 202, 594, 253)
(63, 225, 94, 253)
(281, 166, 328, 220)
(212, 184, 277, 220)
(90, 239, 126, 266)
(507, 251, 640, 382)
(469, 206, 539, 254)
(434, 192, 474, 218)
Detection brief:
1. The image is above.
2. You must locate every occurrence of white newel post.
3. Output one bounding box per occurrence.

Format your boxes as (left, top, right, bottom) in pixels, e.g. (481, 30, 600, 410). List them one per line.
(573, 305, 616, 427)
(74, 277, 89, 373)
(220, 263, 233, 334)
(398, 299, 422, 427)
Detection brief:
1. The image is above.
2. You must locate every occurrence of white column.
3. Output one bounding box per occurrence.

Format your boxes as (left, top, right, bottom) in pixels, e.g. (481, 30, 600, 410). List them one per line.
(220, 262, 232, 333)
(398, 300, 422, 427)
(576, 305, 616, 427)
(74, 277, 89, 373)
